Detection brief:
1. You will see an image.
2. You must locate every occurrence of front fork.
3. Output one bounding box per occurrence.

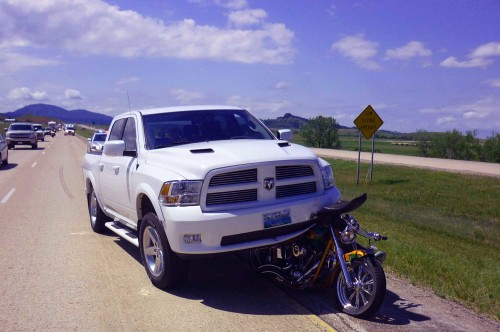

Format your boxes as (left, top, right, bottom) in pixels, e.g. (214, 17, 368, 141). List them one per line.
(330, 225, 354, 288)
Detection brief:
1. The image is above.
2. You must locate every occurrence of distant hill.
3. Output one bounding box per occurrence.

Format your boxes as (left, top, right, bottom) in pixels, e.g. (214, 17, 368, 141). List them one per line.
(1, 103, 112, 125)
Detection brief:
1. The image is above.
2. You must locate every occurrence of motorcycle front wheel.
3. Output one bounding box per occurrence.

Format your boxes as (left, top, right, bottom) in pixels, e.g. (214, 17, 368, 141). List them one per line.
(333, 256, 386, 318)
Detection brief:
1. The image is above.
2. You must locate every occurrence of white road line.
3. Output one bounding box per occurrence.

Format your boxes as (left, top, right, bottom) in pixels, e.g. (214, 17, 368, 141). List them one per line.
(1, 188, 16, 204)
(31, 162, 37, 168)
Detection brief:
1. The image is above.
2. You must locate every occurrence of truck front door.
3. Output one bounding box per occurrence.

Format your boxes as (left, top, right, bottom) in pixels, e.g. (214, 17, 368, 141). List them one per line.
(100, 116, 138, 226)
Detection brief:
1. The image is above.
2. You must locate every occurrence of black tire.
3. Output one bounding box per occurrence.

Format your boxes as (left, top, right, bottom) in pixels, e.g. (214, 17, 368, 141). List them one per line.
(88, 187, 109, 233)
(333, 256, 386, 318)
(8, 144, 14, 150)
(31, 143, 37, 149)
(139, 212, 189, 289)
(1, 151, 7, 166)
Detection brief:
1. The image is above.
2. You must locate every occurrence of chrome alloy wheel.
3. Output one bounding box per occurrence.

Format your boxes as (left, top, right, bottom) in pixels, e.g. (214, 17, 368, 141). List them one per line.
(142, 226, 164, 277)
(337, 263, 375, 311)
(89, 191, 98, 227)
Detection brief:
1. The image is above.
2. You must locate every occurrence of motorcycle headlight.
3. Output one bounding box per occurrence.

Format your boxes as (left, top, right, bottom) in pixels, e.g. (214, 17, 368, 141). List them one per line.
(321, 164, 335, 190)
(340, 228, 356, 244)
(159, 180, 202, 206)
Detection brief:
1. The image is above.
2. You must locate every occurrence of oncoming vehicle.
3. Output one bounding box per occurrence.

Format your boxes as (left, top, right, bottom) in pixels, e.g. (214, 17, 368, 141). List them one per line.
(64, 124, 75, 136)
(5, 122, 38, 149)
(33, 123, 45, 141)
(0, 132, 8, 166)
(44, 127, 54, 137)
(87, 131, 107, 152)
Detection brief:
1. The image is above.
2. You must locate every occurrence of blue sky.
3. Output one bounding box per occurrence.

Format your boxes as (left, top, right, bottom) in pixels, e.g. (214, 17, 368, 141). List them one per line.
(1, 0, 499, 137)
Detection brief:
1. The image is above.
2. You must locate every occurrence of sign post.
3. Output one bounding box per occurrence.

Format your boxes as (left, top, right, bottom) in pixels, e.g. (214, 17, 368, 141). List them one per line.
(353, 105, 384, 184)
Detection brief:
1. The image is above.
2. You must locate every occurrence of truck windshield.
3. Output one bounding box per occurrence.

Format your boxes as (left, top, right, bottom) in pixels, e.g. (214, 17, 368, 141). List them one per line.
(10, 124, 32, 131)
(143, 109, 275, 149)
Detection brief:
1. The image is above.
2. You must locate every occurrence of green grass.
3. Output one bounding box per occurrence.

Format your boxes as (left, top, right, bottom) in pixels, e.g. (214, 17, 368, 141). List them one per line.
(290, 133, 420, 156)
(76, 126, 95, 139)
(327, 159, 500, 320)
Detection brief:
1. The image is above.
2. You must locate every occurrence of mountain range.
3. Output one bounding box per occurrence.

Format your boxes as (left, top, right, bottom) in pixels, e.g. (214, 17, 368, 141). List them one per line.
(1, 104, 113, 125)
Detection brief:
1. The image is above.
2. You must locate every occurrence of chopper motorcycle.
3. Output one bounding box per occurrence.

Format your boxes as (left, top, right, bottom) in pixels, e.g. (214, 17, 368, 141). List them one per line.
(250, 193, 388, 318)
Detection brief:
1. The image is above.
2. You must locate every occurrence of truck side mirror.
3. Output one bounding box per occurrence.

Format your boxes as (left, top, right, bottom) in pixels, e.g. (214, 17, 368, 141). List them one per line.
(277, 129, 292, 142)
(103, 140, 125, 157)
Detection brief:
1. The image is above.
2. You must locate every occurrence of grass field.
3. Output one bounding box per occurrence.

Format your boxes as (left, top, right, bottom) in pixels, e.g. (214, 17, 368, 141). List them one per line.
(290, 133, 421, 156)
(326, 158, 499, 320)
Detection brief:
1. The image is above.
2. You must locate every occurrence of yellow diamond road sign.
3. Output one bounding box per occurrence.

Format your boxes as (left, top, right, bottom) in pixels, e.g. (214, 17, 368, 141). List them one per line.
(354, 105, 383, 139)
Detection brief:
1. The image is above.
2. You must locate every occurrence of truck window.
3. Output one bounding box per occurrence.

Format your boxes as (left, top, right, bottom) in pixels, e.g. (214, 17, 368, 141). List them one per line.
(122, 117, 137, 151)
(108, 118, 127, 141)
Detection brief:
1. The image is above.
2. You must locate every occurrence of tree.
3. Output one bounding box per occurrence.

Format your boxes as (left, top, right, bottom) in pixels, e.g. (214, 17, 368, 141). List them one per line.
(483, 133, 500, 163)
(300, 116, 341, 149)
(415, 129, 432, 157)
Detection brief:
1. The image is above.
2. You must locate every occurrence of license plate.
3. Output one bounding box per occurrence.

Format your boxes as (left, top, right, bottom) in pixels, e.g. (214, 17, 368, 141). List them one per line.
(263, 209, 291, 229)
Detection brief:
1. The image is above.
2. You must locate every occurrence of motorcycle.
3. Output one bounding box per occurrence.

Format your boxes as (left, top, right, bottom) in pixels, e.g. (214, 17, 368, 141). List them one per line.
(250, 193, 387, 318)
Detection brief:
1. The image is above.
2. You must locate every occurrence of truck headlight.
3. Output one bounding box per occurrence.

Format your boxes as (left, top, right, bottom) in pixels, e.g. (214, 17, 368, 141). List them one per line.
(159, 180, 203, 206)
(321, 165, 335, 190)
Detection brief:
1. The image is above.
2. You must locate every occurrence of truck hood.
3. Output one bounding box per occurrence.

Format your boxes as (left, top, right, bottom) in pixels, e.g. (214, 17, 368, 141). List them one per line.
(145, 140, 320, 179)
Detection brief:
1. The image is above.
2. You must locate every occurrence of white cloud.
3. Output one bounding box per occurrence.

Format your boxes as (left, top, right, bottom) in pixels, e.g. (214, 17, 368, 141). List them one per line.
(386, 41, 432, 60)
(274, 81, 289, 90)
(169, 88, 205, 105)
(214, 0, 248, 9)
(470, 42, 500, 58)
(440, 41, 500, 68)
(440, 56, 492, 68)
(8, 87, 48, 101)
(65, 89, 84, 100)
(0, 0, 294, 65)
(0, 51, 61, 72)
(436, 115, 456, 125)
(116, 77, 141, 85)
(331, 34, 381, 70)
(486, 78, 500, 88)
(419, 96, 500, 131)
(228, 9, 267, 27)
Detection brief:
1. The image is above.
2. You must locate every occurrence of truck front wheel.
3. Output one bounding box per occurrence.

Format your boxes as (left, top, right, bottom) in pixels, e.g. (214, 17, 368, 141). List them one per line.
(88, 188, 109, 233)
(140, 212, 189, 289)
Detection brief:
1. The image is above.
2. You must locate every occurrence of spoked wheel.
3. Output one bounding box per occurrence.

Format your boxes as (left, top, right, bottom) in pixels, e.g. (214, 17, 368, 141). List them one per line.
(88, 188, 109, 233)
(139, 212, 189, 289)
(334, 257, 386, 318)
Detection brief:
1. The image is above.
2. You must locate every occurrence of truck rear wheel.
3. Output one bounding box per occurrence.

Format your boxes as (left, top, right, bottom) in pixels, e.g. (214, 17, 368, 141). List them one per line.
(140, 212, 189, 289)
(88, 188, 109, 233)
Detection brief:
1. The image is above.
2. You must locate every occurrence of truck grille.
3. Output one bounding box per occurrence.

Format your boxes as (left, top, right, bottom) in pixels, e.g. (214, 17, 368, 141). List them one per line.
(9, 133, 30, 139)
(209, 169, 257, 186)
(276, 165, 314, 179)
(206, 189, 258, 205)
(204, 163, 319, 208)
(276, 182, 317, 199)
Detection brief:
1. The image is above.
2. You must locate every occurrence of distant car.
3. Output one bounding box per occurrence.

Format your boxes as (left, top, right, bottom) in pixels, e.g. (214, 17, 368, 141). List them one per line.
(44, 127, 53, 136)
(0, 132, 8, 166)
(87, 132, 107, 152)
(4, 122, 38, 149)
(64, 125, 75, 136)
(32, 123, 45, 141)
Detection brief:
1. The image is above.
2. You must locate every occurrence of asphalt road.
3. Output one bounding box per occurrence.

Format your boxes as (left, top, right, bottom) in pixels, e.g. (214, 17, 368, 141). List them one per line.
(0, 135, 498, 331)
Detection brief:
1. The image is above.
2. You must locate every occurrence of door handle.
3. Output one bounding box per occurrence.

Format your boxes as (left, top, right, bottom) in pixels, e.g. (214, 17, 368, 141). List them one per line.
(112, 165, 120, 175)
(98, 164, 104, 172)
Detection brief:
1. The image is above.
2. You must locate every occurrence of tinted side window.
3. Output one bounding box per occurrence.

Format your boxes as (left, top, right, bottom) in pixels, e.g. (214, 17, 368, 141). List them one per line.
(122, 117, 137, 151)
(108, 118, 127, 141)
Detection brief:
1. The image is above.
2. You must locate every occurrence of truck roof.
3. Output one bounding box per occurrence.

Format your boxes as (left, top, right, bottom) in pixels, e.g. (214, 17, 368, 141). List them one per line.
(116, 105, 244, 118)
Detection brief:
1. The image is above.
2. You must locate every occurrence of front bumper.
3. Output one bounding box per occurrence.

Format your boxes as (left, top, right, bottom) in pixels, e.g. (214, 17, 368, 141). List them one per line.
(161, 187, 341, 255)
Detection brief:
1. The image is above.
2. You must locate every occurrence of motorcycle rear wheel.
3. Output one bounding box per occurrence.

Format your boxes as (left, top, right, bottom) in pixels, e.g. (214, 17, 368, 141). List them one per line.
(333, 256, 386, 318)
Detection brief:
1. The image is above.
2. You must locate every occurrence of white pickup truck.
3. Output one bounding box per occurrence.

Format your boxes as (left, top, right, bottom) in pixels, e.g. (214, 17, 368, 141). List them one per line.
(82, 105, 341, 288)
